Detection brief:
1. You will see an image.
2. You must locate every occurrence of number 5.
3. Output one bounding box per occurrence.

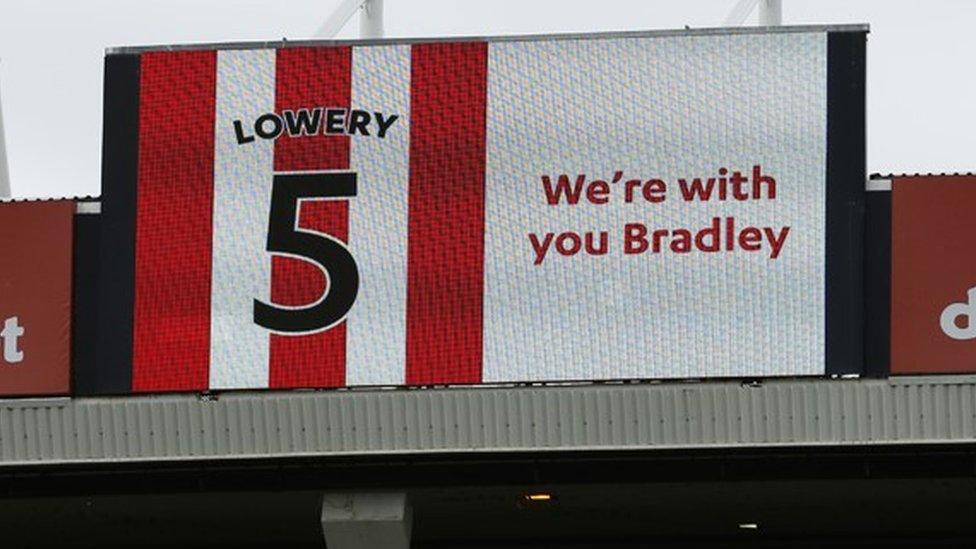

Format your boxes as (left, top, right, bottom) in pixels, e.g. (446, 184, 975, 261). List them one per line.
(253, 172, 358, 334)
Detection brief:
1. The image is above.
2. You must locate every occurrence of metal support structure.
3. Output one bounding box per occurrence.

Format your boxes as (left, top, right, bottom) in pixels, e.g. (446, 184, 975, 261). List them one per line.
(0, 59, 10, 198)
(316, 0, 384, 39)
(359, 0, 384, 39)
(759, 0, 783, 26)
(723, 0, 782, 27)
(322, 492, 411, 549)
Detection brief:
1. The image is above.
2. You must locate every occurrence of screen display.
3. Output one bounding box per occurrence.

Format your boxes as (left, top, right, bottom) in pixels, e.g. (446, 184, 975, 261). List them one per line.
(98, 28, 865, 393)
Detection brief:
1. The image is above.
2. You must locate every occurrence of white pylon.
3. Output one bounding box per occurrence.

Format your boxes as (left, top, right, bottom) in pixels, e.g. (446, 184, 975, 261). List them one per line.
(359, 0, 384, 39)
(758, 0, 782, 25)
(0, 58, 10, 198)
(316, 0, 384, 39)
(723, 0, 783, 27)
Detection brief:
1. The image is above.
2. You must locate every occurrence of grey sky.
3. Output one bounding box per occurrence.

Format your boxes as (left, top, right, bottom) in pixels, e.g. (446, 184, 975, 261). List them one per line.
(0, 0, 972, 198)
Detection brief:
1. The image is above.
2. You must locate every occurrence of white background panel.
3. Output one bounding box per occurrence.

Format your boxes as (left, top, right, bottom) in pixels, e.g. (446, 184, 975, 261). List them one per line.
(483, 32, 827, 381)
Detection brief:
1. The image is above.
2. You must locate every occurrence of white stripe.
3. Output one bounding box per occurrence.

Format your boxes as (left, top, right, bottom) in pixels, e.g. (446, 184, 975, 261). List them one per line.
(346, 45, 411, 386)
(75, 201, 100, 214)
(866, 178, 892, 192)
(209, 49, 276, 389)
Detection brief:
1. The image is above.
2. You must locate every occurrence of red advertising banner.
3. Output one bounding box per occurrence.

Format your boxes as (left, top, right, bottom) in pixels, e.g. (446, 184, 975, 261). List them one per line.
(0, 200, 73, 396)
(891, 175, 976, 374)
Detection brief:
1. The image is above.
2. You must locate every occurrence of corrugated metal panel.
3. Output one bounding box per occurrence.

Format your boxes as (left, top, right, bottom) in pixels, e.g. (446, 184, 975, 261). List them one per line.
(1, 377, 975, 466)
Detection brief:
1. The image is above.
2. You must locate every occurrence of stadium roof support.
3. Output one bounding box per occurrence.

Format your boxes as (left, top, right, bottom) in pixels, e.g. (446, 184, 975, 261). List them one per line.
(316, 0, 384, 39)
(0, 59, 10, 197)
(760, 0, 783, 25)
(322, 492, 411, 549)
(724, 0, 783, 26)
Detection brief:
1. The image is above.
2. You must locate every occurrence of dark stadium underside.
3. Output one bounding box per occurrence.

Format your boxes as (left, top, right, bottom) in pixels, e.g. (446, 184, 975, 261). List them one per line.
(1, 444, 974, 548)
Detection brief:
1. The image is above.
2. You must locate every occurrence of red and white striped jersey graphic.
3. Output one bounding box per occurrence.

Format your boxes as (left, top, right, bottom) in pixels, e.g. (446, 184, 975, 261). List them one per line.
(132, 43, 487, 391)
(127, 33, 834, 392)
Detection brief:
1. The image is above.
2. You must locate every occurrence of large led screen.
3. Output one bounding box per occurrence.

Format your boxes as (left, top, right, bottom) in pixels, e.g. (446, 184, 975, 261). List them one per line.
(93, 26, 866, 394)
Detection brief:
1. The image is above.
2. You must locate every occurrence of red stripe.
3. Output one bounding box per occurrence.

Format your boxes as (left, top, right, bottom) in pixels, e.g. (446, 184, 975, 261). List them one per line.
(132, 51, 216, 392)
(405, 42, 488, 385)
(269, 47, 352, 389)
